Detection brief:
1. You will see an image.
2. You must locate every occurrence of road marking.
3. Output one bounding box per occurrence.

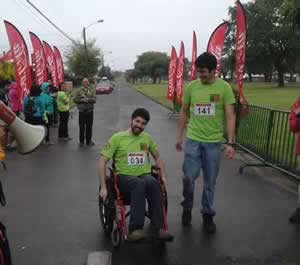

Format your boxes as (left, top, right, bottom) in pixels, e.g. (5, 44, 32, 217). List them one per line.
(87, 251, 112, 265)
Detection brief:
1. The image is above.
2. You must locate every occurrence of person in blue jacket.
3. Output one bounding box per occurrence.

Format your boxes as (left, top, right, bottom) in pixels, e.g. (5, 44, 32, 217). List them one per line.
(40, 82, 54, 144)
(23, 84, 45, 126)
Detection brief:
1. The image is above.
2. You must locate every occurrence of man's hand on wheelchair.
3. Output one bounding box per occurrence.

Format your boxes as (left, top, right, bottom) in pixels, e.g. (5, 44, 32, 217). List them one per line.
(99, 186, 108, 201)
(161, 174, 167, 187)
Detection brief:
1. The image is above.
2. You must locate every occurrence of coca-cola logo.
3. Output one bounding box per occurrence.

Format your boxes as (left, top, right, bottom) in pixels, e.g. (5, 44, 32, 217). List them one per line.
(35, 48, 46, 84)
(177, 58, 184, 79)
(47, 54, 56, 84)
(13, 42, 28, 100)
(236, 31, 246, 81)
(56, 59, 62, 82)
(168, 59, 177, 96)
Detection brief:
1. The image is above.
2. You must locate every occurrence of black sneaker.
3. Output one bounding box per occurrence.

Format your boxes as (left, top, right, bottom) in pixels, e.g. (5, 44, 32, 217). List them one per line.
(182, 208, 192, 226)
(86, 141, 95, 147)
(202, 214, 216, 234)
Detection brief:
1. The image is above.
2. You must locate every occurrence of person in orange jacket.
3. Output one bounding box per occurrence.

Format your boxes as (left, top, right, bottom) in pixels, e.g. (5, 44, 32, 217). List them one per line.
(289, 98, 300, 223)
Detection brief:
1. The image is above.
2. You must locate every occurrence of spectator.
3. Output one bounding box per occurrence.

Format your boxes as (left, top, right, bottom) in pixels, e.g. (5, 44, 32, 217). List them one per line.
(8, 82, 20, 116)
(50, 85, 58, 127)
(40, 82, 54, 144)
(57, 82, 71, 141)
(74, 78, 96, 147)
(289, 97, 300, 223)
(23, 84, 45, 125)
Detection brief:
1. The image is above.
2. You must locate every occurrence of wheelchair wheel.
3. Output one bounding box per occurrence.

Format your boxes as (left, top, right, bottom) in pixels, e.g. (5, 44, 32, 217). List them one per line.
(99, 178, 115, 238)
(111, 227, 123, 248)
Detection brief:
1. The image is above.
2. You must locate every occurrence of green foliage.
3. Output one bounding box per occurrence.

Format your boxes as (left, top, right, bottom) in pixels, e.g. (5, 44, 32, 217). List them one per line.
(134, 51, 169, 84)
(65, 39, 103, 79)
(99, 66, 112, 80)
(224, 0, 300, 87)
(0, 61, 15, 81)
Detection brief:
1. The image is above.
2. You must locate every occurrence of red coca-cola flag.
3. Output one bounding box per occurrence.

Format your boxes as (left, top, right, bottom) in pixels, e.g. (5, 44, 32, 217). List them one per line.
(43, 41, 59, 87)
(4, 20, 32, 109)
(53, 46, 64, 84)
(176, 41, 185, 105)
(29, 32, 47, 86)
(190, 31, 197, 81)
(207, 21, 228, 77)
(236, 0, 247, 103)
(167, 46, 178, 100)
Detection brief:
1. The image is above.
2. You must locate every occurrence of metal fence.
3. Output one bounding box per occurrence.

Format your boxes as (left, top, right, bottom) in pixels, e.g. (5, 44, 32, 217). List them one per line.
(236, 104, 299, 179)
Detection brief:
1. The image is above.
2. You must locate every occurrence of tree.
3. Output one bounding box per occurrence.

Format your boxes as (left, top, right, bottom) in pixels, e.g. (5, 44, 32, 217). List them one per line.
(224, 0, 300, 87)
(99, 66, 112, 80)
(0, 61, 15, 81)
(283, 0, 300, 27)
(65, 39, 103, 79)
(134, 52, 169, 84)
(125, 69, 139, 84)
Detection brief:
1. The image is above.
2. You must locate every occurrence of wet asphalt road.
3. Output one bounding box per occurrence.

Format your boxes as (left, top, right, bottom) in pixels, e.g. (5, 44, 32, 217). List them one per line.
(1, 83, 300, 265)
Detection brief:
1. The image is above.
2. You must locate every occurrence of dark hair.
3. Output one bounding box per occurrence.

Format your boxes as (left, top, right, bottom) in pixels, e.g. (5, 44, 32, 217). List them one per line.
(195, 52, 217, 71)
(131, 108, 150, 123)
(59, 82, 65, 91)
(30, 84, 42, 97)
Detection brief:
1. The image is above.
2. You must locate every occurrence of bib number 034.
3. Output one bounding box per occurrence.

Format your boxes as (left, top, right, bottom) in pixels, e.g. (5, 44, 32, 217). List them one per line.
(128, 153, 145, 165)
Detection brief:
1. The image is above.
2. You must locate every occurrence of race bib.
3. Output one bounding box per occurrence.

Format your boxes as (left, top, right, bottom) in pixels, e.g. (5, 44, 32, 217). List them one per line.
(194, 103, 215, 116)
(127, 152, 146, 165)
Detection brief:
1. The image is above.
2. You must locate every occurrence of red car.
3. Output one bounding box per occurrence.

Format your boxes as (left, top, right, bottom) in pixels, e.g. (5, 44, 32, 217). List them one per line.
(96, 80, 113, 94)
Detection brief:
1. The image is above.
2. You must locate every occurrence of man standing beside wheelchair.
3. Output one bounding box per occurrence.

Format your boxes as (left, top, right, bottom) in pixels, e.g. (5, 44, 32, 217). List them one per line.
(99, 108, 174, 242)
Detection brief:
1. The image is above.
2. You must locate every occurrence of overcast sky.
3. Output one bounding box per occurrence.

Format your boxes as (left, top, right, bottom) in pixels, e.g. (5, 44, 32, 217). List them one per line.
(0, 0, 249, 71)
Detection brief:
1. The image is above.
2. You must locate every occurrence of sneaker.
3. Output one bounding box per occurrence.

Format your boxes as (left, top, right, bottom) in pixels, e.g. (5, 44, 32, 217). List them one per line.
(45, 141, 54, 145)
(86, 141, 95, 147)
(64, 137, 72, 141)
(182, 208, 192, 226)
(127, 229, 145, 242)
(202, 214, 216, 234)
(79, 142, 84, 147)
(157, 229, 174, 241)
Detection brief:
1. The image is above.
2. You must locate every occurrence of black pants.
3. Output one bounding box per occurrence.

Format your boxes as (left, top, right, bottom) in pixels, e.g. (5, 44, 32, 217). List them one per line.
(44, 114, 53, 142)
(58, 111, 69, 138)
(53, 100, 58, 124)
(118, 174, 163, 232)
(25, 115, 43, 125)
(79, 111, 93, 144)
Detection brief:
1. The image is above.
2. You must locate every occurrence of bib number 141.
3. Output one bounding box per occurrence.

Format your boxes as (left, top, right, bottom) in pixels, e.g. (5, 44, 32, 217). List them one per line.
(194, 103, 215, 116)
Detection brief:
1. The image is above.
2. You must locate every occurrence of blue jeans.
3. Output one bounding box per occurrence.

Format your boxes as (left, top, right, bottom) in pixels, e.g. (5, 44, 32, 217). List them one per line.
(182, 138, 222, 216)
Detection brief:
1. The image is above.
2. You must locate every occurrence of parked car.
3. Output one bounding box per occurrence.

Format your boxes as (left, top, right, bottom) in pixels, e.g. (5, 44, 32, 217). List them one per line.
(96, 80, 113, 94)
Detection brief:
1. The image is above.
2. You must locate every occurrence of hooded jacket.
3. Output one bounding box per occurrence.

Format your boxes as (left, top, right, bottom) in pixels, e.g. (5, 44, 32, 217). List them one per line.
(40, 82, 54, 114)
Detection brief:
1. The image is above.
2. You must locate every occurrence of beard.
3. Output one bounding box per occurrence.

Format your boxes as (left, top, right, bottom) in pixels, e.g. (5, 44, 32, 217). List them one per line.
(131, 125, 143, 135)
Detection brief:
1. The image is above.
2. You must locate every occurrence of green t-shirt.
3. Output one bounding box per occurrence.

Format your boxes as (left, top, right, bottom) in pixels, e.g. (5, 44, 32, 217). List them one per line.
(183, 78, 235, 142)
(57, 91, 70, 112)
(100, 130, 158, 176)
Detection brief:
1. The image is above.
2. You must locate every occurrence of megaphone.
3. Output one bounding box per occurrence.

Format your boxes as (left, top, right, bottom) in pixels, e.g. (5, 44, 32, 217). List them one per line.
(0, 102, 46, 154)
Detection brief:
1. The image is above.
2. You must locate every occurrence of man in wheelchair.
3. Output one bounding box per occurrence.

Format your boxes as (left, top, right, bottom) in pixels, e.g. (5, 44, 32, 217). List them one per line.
(99, 108, 174, 242)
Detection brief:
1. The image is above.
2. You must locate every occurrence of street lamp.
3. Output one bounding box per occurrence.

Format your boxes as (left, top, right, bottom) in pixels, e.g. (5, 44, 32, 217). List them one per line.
(83, 19, 104, 52)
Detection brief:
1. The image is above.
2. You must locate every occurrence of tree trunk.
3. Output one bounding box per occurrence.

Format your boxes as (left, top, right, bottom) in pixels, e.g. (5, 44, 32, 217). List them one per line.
(152, 76, 157, 84)
(290, 71, 294, 81)
(248, 73, 253, 82)
(278, 71, 284, 87)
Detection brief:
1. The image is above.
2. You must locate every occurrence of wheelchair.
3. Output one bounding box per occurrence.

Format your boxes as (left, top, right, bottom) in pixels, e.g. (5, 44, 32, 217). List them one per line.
(98, 166, 168, 247)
